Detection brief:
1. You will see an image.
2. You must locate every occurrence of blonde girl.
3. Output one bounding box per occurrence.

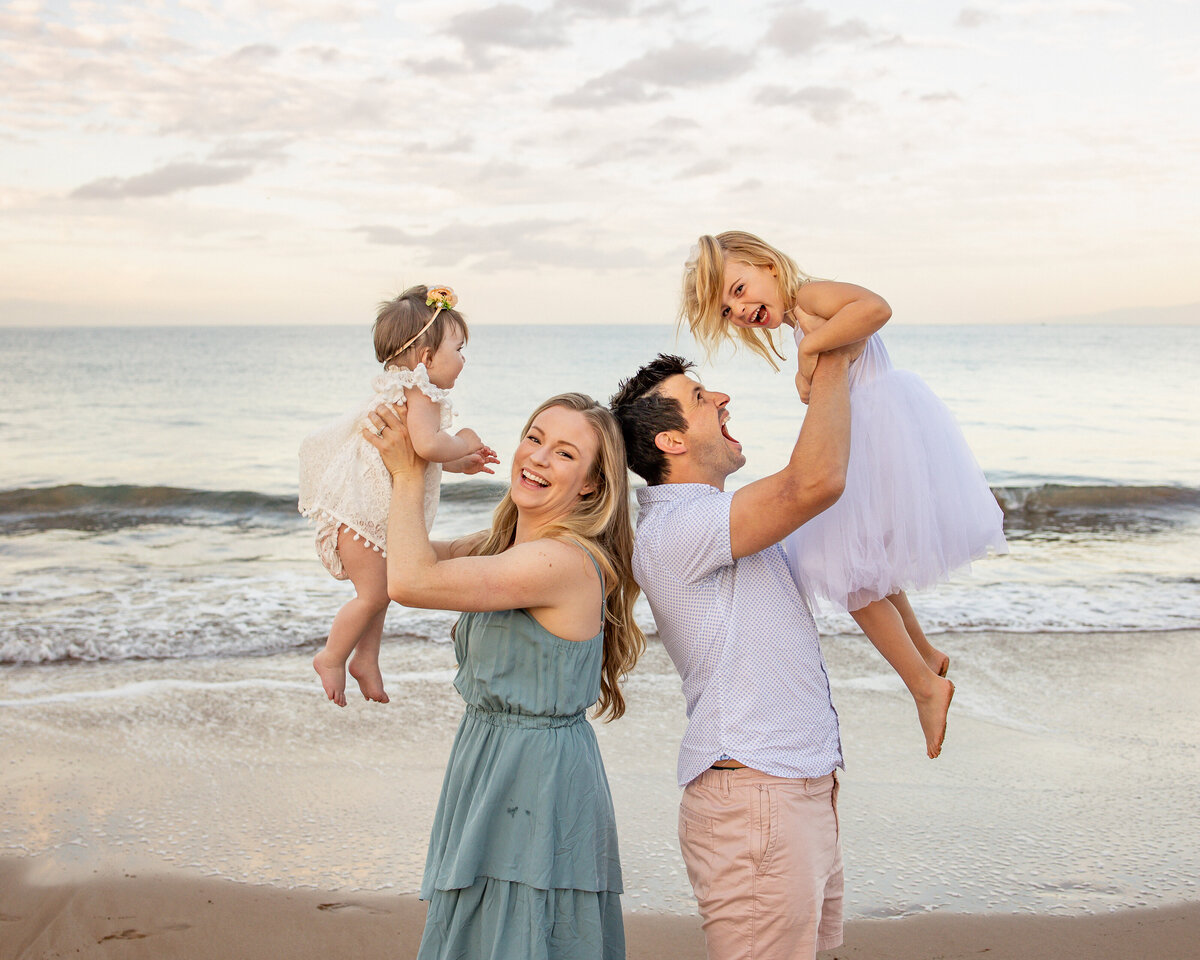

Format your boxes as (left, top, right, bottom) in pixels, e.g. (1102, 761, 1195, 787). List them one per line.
(299, 285, 497, 706)
(681, 231, 1007, 758)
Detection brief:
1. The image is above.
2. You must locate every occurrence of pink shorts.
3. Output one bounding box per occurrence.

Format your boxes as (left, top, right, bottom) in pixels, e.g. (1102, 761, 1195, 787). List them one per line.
(678, 767, 843, 959)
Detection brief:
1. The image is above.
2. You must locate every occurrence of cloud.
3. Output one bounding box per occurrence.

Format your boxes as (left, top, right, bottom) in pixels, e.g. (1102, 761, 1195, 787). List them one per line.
(408, 55, 468, 75)
(409, 135, 475, 154)
(70, 162, 254, 199)
(655, 116, 701, 131)
(353, 218, 642, 270)
(955, 7, 993, 28)
(553, 41, 748, 107)
(757, 85, 856, 124)
(675, 159, 728, 179)
(445, 3, 568, 65)
(208, 138, 293, 163)
(764, 5, 873, 54)
(1071, 2, 1134, 15)
(229, 43, 279, 64)
(552, 0, 635, 15)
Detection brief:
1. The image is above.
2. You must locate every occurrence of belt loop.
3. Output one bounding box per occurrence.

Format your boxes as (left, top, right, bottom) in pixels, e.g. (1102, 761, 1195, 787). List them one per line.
(721, 769, 731, 799)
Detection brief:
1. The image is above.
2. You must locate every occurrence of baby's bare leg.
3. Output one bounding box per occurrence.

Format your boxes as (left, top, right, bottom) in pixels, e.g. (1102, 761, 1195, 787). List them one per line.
(887, 590, 949, 677)
(851, 598, 954, 759)
(313, 528, 390, 707)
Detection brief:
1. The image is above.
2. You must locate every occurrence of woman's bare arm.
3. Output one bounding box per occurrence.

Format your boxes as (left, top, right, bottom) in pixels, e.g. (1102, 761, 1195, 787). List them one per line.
(363, 405, 597, 616)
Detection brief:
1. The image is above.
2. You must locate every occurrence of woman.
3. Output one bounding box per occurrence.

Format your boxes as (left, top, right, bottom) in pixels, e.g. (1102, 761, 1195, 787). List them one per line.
(364, 392, 644, 960)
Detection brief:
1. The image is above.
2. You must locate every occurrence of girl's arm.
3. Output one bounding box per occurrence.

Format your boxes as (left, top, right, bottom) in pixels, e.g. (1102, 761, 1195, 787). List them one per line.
(363, 405, 597, 615)
(793, 279, 891, 357)
(404, 388, 482, 463)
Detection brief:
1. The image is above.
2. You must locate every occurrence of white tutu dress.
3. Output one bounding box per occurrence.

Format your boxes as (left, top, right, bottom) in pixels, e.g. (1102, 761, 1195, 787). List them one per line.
(298, 363, 452, 580)
(784, 328, 1007, 612)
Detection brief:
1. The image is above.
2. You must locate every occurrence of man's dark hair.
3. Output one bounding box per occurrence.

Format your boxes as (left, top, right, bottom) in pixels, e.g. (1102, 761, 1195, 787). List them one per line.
(609, 354, 695, 485)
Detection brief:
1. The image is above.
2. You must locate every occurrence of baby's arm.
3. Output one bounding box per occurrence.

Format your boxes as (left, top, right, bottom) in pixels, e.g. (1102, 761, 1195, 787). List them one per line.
(443, 445, 500, 475)
(404, 388, 486, 464)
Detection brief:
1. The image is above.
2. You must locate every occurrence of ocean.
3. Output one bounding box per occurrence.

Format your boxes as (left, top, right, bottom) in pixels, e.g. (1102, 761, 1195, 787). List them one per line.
(2, 322, 1197, 664)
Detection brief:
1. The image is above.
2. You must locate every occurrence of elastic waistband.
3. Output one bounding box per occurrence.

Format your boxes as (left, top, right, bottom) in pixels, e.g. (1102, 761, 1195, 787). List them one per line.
(464, 703, 587, 729)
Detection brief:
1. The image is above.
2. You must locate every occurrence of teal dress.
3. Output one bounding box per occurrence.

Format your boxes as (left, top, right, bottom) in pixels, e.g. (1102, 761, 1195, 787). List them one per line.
(417, 553, 625, 960)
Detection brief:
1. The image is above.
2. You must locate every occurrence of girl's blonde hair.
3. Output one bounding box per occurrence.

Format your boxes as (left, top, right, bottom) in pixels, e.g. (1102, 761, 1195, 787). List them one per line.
(474, 393, 645, 721)
(679, 230, 813, 371)
(373, 285, 467, 368)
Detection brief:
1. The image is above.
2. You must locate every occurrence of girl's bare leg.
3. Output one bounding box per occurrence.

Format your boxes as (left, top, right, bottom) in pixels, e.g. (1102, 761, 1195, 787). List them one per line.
(887, 590, 949, 677)
(313, 528, 391, 707)
(851, 598, 954, 758)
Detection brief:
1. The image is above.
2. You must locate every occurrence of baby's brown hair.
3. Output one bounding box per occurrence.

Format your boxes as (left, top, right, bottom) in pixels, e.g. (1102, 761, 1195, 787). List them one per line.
(373, 285, 467, 368)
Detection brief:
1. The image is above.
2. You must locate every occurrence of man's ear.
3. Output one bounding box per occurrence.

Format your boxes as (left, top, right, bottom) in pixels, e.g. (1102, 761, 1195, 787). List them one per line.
(654, 430, 686, 456)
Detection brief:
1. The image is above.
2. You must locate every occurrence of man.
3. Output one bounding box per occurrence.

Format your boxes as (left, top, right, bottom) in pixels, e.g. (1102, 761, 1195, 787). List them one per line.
(609, 345, 857, 958)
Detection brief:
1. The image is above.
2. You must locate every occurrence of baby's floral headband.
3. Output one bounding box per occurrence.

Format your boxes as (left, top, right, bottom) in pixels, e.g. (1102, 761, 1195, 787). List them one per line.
(425, 287, 457, 312)
(390, 284, 459, 361)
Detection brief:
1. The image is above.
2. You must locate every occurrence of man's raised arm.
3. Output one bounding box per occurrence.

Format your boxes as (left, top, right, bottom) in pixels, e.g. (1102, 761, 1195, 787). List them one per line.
(728, 345, 856, 560)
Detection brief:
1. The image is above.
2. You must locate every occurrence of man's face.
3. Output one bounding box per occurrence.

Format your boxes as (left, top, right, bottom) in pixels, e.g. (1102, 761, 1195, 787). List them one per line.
(656, 373, 746, 481)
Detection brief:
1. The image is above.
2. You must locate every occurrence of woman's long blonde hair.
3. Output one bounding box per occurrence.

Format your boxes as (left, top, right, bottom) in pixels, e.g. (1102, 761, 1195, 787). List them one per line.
(473, 393, 645, 721)
(679, 230, 814, 371)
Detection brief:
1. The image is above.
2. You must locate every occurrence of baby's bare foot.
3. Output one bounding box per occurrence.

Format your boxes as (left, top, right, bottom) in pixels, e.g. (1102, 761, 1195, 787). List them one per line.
(349, 655, 390, 704)
(313, 651, 347, 707)
(916, 676, 955, 759)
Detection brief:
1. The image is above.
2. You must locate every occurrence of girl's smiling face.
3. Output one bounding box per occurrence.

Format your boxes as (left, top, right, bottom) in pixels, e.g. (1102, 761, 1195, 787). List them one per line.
(721, 259, 786, 330)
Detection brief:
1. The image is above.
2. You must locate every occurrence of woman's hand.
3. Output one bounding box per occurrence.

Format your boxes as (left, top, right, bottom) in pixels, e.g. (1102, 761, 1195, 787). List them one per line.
(362, 403, 428, 480)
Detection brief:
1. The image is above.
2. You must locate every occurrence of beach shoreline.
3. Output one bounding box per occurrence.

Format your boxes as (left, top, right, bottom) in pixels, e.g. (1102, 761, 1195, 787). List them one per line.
(4, 857, 1198, 960)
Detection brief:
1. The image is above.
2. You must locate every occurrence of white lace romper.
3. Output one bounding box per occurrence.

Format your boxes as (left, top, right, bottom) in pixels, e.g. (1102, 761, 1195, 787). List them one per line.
(297, 363, 453, 580)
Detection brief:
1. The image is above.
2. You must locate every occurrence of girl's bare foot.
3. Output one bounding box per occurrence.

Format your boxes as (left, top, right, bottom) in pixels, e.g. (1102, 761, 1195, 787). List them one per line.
(916, 676, 955, 759)
(348, 655, 390, 704)
(926, 648, 950, 678)
(313, 651, 347, 707)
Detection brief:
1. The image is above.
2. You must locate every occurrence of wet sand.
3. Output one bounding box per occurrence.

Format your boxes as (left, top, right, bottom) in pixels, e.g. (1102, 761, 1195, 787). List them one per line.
(3, 629, 1199, 956)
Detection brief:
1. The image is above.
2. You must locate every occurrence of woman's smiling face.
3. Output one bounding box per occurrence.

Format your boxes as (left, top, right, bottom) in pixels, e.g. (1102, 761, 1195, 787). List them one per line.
(510, 405, 599, 518)
(721, 259, 785, 330)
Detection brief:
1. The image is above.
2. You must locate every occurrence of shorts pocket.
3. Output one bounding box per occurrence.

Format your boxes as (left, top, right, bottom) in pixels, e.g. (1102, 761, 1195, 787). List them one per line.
(678, 801, 715, 902)
(750, 784, 780, 874)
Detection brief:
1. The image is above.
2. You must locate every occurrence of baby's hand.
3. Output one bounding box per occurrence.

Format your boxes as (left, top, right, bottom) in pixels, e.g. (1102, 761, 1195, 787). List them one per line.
(452, 447, 500, 475)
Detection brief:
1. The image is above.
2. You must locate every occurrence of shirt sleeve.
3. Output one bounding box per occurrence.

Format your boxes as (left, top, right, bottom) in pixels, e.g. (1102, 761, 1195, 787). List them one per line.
(649, 492, 735, 583)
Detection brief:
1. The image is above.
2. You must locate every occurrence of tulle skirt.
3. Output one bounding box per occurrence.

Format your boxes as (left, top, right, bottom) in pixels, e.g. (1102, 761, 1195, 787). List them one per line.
(785, 367, 1007, 612)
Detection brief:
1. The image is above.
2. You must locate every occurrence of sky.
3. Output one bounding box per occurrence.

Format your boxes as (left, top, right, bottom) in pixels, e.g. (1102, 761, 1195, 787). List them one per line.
(1, 0, 1198, 327)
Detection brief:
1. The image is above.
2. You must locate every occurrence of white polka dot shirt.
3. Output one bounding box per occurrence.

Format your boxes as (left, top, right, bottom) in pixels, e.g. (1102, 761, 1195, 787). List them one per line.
(634, 483, 844, 787)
